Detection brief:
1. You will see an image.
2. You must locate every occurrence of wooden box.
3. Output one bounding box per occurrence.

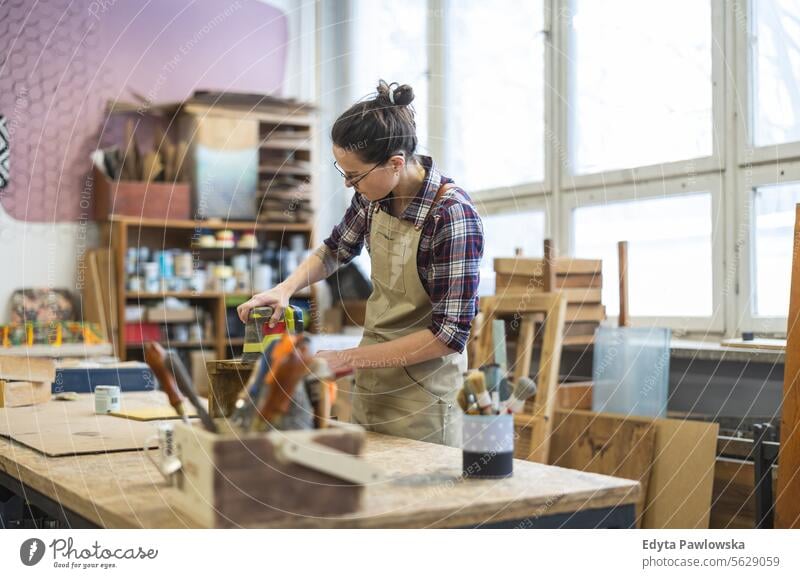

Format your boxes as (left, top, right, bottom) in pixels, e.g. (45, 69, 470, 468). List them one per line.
(172, 420, 367, 527)
(93, 166, 190, 221)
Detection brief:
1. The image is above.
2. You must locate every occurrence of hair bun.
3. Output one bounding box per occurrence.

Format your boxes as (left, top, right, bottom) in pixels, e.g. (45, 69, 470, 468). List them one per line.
(376, 80, 415, 107)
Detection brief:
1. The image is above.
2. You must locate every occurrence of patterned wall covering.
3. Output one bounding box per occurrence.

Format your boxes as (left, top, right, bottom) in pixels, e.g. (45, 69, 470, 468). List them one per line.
(0, 0, 287, 223)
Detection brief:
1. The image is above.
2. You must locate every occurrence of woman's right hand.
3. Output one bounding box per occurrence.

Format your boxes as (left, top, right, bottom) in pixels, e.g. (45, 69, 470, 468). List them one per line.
(237, 284, 291, 326)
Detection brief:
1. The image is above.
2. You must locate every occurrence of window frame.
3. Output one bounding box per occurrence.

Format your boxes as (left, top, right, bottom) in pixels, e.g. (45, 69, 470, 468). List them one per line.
(735, 0, 800, 167)
(735, 159, 800, 334)
(563, 174, 726, 332)
(318, 0, 800, 337)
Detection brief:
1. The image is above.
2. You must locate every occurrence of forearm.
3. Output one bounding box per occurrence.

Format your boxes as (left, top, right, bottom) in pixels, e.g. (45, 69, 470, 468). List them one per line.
(278, 253, 328, 294)
(340, 329, 456, 369)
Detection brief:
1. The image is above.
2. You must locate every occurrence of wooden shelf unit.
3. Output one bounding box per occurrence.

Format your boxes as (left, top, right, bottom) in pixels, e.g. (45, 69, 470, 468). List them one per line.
(103, 217, 316, 362)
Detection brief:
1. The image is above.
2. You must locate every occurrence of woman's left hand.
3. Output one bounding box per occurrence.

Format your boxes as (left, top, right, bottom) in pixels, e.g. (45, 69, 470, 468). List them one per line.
(314, 349, 354, 374)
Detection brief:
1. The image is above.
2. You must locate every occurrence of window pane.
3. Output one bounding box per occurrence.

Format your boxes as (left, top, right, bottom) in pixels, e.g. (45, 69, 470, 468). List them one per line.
(751, 0, 800, 147)
(351, 0, 429, 150)
(569, 0, 712, 174)
(445, 0, 545, 190)
(753, 183, 800, 316)
(480, 209, 546, 296)
(572, 193, 712, 316)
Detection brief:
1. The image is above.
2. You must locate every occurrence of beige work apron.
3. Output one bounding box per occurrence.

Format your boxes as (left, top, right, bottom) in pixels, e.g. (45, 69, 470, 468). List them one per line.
(352, 184, 466, 447)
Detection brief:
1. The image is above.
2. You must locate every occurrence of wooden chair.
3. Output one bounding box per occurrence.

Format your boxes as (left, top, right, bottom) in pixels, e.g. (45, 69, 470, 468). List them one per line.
(471, 291, 566, 464)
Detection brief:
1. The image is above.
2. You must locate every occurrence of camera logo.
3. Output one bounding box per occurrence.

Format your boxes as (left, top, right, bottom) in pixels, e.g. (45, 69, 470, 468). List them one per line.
(20, 538, 46, 566)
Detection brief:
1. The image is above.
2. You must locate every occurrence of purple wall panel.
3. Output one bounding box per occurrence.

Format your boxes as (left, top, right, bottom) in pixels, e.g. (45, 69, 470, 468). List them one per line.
(0, 0, 287, 222)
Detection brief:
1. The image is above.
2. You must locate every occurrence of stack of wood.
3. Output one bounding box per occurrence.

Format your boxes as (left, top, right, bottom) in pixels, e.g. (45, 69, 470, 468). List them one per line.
(0, 356, 56, 408)
(260, 174, 313, 223)
(493, 254, 605, 346)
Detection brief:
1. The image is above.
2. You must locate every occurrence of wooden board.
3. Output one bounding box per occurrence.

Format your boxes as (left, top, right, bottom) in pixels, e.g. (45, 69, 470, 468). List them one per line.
(0, 356, 56, 382)
(777, 204, 800, 528)
(494, 257, 602, 276)
(642, 416, 718, 529)
(550, 409, 655, 526)
(495, 273, 603, 290)
(551, 409, 719, 529)
(110, 402, 203, 421)
(556, 381, 593, 410)
(0, 392, 187, 456)
(0, 381, 51, 408)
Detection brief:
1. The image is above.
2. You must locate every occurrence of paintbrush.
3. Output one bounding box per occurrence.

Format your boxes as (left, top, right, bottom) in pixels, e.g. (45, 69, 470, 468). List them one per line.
(500, 376, 538, 414)
(165, 350, 217, 433)
(464, 370, 493, 415)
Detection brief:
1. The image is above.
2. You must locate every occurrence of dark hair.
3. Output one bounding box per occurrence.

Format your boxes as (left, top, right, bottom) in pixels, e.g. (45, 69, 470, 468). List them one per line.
(331, 80, 417, 164)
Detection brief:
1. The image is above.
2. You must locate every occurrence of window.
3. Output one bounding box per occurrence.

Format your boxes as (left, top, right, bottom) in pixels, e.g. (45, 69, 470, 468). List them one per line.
(568, 0, 713, 174)
(350, 0, 430, 150)
(445, 0, 545, 191)
(753, 182, 800, 317)
(572, 193, 713, 317)
(750, 0, 800, 148)
(479, 209, 546, 296)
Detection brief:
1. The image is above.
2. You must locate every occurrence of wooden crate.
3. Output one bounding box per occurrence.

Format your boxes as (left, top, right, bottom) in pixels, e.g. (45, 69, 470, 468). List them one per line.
(172, 420, 367, 527)
(493, 257, 605, 346)
(93, 167, 190, 221)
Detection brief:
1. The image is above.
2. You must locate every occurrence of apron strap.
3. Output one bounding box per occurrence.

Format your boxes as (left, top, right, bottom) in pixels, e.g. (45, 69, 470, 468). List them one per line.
(423, 181, 458, 224)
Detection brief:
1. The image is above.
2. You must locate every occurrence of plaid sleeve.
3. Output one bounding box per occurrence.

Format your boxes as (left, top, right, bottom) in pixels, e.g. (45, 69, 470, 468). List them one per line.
(428, 199, 484, 352)
(315, 192, 369, 277)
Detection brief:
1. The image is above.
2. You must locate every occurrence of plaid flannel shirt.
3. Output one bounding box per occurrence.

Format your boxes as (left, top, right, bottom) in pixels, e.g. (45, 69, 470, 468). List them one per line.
(315, 155, 483, 352)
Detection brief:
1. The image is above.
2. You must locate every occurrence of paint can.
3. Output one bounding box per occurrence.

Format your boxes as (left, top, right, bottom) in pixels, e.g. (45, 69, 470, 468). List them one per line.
(94, 385, 121, 414)
(462, 413, 514, 479)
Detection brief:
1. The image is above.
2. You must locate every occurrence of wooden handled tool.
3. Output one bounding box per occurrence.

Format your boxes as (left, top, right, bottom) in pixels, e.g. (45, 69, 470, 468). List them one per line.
(144, 342, 188, 423)
(464, 370, 493, 414)
(165, 350, 217, 433)
(256, 338, 313, 426)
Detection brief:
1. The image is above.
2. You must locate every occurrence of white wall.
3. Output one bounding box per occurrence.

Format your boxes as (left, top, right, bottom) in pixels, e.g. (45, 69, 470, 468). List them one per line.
(0, 205, 99, 321)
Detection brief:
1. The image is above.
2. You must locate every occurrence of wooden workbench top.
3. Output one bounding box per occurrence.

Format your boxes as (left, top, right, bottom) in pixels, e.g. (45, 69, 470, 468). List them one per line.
(0, 398, 639, 528)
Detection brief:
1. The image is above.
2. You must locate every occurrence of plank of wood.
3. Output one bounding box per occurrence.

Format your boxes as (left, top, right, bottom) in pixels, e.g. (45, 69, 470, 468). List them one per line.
(0, 392, 184, 456)
(495, 272, 603, 290)
(0, 356, 56, 382)
(643, 416, 719, 529)
(618, 241, 630, 328)
(565, 304, 606, 322)
(0, 381, 51, 408)
(778, 204, 800, 528)
(110, 403, 202, 421)
(550, 409, 655, 526)
(494, 257, 602, 276)
(552, 409, 718, 529)
(557, 381, 593, 410)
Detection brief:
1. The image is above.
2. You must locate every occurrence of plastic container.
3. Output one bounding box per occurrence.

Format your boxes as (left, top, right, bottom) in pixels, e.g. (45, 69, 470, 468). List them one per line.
(462, 413, 514, 479)
(592, 326, 671, 418)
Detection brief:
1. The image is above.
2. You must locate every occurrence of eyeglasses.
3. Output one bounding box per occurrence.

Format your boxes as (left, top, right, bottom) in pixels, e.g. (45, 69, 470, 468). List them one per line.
(333, 159, 385, 187)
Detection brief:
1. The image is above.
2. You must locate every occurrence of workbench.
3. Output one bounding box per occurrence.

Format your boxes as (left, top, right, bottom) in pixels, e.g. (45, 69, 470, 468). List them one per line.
(0, 396, 640, 529)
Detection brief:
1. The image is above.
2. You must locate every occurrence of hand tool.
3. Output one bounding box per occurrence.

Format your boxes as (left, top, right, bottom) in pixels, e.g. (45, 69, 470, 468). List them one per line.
(241, 305, 304, 362)
(165, 349, 217, 433)
(253, 336, 313, 430)
(144, 342, 189, 424)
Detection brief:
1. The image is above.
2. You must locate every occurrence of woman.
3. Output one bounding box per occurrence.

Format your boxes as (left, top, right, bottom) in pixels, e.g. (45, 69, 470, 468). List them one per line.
(238, 80, 483, 447)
